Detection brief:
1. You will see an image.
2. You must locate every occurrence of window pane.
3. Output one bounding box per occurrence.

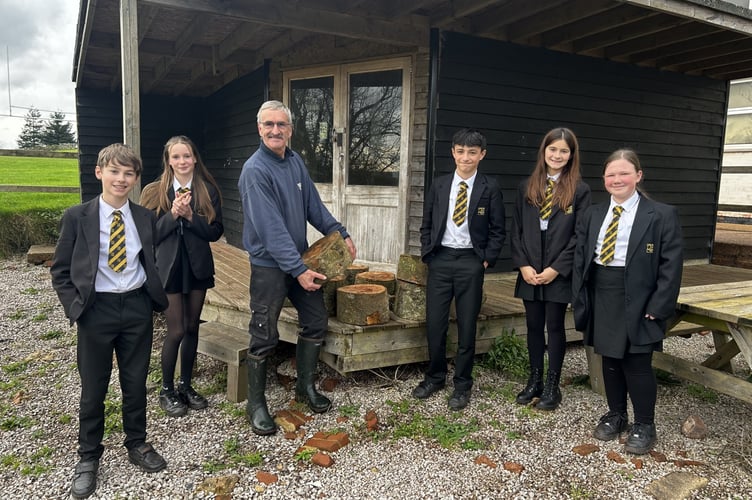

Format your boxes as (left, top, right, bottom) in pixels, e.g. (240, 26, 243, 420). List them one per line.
(726, 114, 752, 145)
(290, 77, 334, 183)
(348, 69, 402, 186)
(729, 81, 752, 109)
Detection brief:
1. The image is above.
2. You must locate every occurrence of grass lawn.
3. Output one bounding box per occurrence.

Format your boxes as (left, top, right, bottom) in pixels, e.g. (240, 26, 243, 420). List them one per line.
(0, 156, 79, 186)
(0, 192, 80, 214)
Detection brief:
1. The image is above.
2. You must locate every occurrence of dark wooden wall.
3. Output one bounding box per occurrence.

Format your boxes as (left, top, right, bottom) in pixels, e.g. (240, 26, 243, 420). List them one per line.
(202, 68, 265, 248)
(432, 31, 728, 270)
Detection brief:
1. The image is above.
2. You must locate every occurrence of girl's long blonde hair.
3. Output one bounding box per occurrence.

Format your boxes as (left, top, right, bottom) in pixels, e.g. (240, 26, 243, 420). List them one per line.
(140, 136, 222, 223)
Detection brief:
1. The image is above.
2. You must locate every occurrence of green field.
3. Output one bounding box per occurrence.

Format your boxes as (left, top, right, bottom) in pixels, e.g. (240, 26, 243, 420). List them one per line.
(0, 156, 79, 186)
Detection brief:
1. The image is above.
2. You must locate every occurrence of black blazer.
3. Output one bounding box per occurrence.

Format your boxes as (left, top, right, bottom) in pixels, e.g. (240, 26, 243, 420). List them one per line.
(51, 197, 169, 324)
(420, 172, 506, 267)
(572, 196, 683, 347)
(152, 183, 224, 286)
(510, 179, 591, 303)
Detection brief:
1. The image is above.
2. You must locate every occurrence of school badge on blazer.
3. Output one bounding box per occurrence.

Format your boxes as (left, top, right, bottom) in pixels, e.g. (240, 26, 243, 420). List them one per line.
(565, 205, 573, 215)
(477, 207, 486, 215)
(646, 243, 654, 254)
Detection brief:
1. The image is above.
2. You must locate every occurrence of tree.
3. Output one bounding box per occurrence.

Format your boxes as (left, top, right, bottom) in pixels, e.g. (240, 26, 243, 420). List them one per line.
(17, 107, 44, 149)
(41, 111, 76, 146)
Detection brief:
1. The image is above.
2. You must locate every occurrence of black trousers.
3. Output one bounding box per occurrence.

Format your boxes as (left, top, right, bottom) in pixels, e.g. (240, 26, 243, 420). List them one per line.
(248, 265, 328, 357)
(424, 248, 485, 392)
(75, 288, 153, 461)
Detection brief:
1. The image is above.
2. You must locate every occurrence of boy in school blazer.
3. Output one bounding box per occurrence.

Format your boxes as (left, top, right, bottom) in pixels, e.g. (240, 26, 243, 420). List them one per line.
(415, 128, 506, 411)
(51, 143, 169, 499)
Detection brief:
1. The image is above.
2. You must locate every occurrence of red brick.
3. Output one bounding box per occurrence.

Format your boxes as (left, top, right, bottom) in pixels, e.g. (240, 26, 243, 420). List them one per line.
(320, 377, 338, 392)
(474, 455, 497, 468)
(503, 462, 524, 474)
(312, 452, 334, 468)
(304, 431, 350, 452)
(256, 471, 278, 485)
(275, 409, 312, 432)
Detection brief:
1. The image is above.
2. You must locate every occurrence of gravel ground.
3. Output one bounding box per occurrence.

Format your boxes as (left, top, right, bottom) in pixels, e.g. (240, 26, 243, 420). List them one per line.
(2, 254, 752, 499)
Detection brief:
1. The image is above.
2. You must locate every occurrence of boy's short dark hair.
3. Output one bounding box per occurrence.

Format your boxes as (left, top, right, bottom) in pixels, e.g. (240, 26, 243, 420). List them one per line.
(452, 128, 487, 151)
(97, 143, 143, 176)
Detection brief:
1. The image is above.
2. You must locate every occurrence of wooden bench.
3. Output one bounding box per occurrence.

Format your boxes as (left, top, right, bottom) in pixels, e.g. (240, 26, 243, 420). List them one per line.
(186, 321, 249, 403)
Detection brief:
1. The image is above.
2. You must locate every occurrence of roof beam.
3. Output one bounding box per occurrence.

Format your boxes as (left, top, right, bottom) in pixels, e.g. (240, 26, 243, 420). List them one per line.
(603, 22, 719, 59)
(623, 0, 752, 35)
(141, 0, 428, 46)
(505, 0, 615, 43)
(573, 13, 687, 54)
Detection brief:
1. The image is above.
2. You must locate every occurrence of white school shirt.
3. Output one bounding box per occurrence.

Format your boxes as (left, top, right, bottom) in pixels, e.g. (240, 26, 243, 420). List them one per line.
(595, 191, 640, 267)
(441, 171, 477, 249)
(539, 173, 561, 231)
(95, 197, 147, 292)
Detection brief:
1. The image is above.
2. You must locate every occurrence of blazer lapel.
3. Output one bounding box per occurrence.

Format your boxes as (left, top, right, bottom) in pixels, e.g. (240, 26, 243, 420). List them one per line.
(81, 197, 101, 276)
(626, 197, 654, 266)
(467, 175, 485, 225)
(588, 203, 608, 260)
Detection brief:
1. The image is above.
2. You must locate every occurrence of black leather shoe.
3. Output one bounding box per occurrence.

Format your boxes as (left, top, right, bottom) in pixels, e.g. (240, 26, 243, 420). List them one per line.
(593, 410, 628, 441)
(70, 459, 98, 499)
(448, 390, 470, 411)
(159, 389, 188, 417)
(412, 381, 445, 400)
(625, 422, 657, 455)
(177, 382, 208, 410)
(128, 442, 167, 473)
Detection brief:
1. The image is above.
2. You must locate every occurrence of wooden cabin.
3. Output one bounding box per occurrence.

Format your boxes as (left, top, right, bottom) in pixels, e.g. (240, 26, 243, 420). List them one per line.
(73, 0, 752, 272)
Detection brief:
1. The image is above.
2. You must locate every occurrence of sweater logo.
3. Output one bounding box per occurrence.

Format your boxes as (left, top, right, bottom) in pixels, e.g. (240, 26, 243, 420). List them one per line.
(297, 182, 302, 191)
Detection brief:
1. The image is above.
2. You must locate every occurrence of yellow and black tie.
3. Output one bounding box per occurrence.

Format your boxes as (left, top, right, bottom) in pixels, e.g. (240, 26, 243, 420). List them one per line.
(177, 187, 191, 195)
(539, 178, 555, 220)
(108, 210, 126, 272)
(452, 181, 468, 226)
(599, 206, 624, 265)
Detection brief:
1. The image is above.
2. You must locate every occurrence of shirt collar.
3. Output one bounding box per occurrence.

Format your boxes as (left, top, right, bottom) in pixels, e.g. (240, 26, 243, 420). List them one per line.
(100, 196, 130, 218)
(453, 171, 477, 189)
(609, 191, 640, 213)
(173, 178, 193, 191)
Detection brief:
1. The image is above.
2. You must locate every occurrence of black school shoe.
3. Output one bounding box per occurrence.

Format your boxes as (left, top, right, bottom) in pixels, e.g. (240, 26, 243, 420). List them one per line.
(159, 389, 188, 417)
(177, 381, 209, 410)
(593, 410, 628, 441)
(70, 459, 98, 499)
(128, 442, 167, 473)
(624, 422, 657, 455)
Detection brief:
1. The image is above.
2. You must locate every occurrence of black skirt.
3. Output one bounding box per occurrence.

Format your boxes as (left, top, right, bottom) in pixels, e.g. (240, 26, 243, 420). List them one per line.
(165, 239, 214, 294)
(514, 230, 570, 304)
(591, 265, 654, 359)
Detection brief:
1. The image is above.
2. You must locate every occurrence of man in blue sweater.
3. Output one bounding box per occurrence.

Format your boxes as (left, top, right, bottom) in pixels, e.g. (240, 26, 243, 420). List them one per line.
(238, 100, 356, 435)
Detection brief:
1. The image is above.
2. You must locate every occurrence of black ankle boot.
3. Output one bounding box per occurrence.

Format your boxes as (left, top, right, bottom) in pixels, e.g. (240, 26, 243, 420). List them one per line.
(246, 356, 276, 435)
(534, 370, 562, 411)
(516, 368, 544, 404)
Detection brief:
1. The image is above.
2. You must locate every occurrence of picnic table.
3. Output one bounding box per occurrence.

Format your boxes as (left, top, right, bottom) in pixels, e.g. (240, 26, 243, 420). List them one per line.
(652, 280, 752, 404)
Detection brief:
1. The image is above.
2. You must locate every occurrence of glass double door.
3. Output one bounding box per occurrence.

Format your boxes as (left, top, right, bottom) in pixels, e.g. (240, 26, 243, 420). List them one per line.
(284, 57, 411, 265)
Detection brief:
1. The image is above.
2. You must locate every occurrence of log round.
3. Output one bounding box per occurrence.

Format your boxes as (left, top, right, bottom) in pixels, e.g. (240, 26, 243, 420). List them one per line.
(345, 264, 369, 285)
(336, 284, 390, 325)
(354, 271, 396, 295)
(322, 275, 347, 316)
(302, 231, 353, 282)
(396, 254, 428, 286)
(393, 280, 426, 321)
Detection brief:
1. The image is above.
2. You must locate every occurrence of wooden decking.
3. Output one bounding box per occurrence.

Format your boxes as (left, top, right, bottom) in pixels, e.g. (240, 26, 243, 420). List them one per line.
(201, 239, 752, 374)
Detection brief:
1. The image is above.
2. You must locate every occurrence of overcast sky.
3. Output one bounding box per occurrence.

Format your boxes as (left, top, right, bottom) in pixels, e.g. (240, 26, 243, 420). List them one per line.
(0, 0, 78, 149)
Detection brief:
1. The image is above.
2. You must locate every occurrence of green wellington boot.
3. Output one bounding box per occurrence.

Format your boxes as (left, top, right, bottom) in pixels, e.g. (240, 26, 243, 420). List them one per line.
(295, 340, 332, 413)
(246, 356, 276, 435)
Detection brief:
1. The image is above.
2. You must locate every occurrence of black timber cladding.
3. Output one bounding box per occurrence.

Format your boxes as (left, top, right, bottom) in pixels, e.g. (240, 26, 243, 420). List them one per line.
(431, 31, 727, 270)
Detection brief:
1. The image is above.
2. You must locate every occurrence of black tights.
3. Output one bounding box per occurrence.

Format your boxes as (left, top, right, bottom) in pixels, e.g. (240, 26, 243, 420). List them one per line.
(523, 300, 568, 372)
(601, 353, 656, 424)
(161, 290, 206, 391)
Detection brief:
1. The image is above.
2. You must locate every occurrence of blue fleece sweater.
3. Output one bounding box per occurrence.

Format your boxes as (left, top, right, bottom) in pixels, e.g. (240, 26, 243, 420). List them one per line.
(238, 143, 348, 277)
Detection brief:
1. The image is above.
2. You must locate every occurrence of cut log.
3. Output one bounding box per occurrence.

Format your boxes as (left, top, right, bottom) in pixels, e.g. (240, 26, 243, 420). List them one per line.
(322, 275, 347, 316)
(354, 271, 396, 295)
(393, 280, 426, 321)
(396, 254, 428, 286)
(302, 232, 353, 282)
(345, 264, 369, 284)
(336, 284, 389, 325)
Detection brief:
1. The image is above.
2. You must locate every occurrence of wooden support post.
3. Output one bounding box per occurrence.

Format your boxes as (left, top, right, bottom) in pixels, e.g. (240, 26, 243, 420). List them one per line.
(120, 0, 142, 201)
(585, 346, 605, 396)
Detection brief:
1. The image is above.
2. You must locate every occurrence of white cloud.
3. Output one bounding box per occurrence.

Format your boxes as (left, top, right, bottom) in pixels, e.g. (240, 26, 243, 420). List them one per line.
(0, 0, 78, 148)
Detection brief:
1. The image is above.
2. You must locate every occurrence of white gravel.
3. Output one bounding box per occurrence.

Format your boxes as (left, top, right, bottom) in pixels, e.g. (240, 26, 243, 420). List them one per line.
(1, 254, 752, 499)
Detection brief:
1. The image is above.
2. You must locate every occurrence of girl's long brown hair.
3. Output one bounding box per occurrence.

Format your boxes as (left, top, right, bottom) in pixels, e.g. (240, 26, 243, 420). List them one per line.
(525, 127, 581, 210)
(140, 136, 222, 223)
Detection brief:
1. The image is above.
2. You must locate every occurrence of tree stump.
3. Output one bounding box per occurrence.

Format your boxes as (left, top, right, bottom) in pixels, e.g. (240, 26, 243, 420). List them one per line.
(322, 275, 347, 316)
(393, 280, 426, 321)
(336, 284, 390, 325)
(396, 254, 428, 286)
(345, 264, 369, 285)
(302, 232, 353, 282)
(354, 271, 396, 295)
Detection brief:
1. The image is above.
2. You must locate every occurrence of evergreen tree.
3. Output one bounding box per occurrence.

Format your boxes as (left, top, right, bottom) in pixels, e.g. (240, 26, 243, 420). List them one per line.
(41, 111, 76, 146)
(17, 107, 44, 149)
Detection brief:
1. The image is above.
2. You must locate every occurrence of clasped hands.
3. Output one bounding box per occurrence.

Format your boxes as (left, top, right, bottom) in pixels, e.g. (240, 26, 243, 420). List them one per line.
(297, 237, 357, 292)
(520, 265, 559, 286)
(171, 190, 193, 222)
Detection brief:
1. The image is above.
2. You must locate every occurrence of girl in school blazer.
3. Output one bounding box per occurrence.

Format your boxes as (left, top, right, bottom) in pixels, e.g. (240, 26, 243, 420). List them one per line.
(140, 135, 224, 418)
(511, 127, 591, 411)
(572, 149, 683, 455)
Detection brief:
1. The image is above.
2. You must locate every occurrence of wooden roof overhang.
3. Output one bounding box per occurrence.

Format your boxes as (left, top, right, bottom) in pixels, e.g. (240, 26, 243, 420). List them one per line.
(73, 0, 752, 96)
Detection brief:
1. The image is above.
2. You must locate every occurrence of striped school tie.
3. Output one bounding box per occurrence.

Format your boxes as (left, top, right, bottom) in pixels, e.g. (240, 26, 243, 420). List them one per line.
(177, 187, 190, 195)
(108, 210, 126, 272)
(452, 181, 468, 226)
(539, 178, 555, 220)
(599, 206, 624, 265)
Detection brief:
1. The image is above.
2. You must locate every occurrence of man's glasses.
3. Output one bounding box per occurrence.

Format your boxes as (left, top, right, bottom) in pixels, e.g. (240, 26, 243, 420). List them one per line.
(260, 121, 290, 130)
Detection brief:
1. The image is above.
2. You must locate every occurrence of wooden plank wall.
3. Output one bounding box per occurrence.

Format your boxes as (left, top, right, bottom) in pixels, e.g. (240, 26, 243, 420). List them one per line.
(202, 68, 265, 248)
(432, 31, 729, 270)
